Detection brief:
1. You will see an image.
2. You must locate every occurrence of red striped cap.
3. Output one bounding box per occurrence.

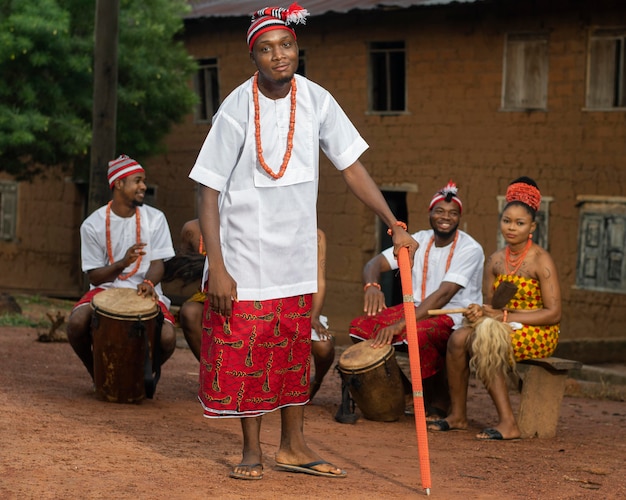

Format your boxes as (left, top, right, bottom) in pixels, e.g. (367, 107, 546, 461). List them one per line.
(107, 155, 145, 188)
(246, 3, 309, 50)
(429, 180, 463, 214)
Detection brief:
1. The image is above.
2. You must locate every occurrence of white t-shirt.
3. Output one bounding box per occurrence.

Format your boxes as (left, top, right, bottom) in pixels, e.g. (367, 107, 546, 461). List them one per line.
(189, 74, 368, 301)
(80, 204, 175, 308)
(382, 229, 484, 329)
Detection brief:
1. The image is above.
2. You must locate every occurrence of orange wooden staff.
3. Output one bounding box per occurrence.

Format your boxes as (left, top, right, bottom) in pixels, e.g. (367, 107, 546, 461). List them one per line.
(398, 247, 432, 496)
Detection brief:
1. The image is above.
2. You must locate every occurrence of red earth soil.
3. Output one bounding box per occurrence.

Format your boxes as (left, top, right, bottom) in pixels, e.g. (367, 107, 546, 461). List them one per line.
(0, 297, 624, 499)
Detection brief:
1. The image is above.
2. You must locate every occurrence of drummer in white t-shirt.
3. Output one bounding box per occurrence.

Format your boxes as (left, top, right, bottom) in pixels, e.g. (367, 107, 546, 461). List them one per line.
(66, 155, 177, 381)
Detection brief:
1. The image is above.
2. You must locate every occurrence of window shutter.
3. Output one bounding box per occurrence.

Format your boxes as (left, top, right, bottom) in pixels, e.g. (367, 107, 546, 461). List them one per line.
(0, 182, 17, 241)
(577, 212, 626, 292)
(587, 37, 617, 108)
(503, 35, 548, 110)
(578, 214, 603, 286)
(607, 217, 625, 284)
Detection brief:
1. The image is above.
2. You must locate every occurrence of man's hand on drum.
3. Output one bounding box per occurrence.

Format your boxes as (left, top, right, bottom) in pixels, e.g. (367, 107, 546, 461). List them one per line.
(371, 320, 404, 348)
(208, 266, 238, 317)
(137, 279, 158, 301)
(363, 286, 386, 317)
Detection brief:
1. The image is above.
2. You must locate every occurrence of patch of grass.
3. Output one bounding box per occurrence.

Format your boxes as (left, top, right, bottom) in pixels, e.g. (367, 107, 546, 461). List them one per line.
(0, 314, 48, 328)
(13, 294, 74, 311)
(20, 294, 46, 305)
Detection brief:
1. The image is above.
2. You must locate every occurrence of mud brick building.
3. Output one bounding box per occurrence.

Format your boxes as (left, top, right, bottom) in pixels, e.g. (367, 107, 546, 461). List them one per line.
(1, 0, 625, 359)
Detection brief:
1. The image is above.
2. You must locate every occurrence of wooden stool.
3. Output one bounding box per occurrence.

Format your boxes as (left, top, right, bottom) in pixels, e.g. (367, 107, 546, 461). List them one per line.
(517, 357, 582, 438)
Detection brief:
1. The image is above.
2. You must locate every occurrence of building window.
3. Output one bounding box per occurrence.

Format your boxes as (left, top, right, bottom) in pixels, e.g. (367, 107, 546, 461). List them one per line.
(497, 195, 553, 251)
(586, 28, 626, 109)
(576, 196, 626, 293)
(369, 41, 406, 113)
(0, 181, 18, 241)
(297, 49, 306, 76)
(193, 58, 219, 123)
(144, 185, 157, 207)
(502, 33, 549, 111)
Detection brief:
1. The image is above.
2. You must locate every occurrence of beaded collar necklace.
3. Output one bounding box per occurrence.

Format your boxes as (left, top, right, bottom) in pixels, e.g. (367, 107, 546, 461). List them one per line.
(421, 231, 459, 300)
(253, 71, 297, 180)
(105, 201, 141, 280)
(505, 238, 532, 275)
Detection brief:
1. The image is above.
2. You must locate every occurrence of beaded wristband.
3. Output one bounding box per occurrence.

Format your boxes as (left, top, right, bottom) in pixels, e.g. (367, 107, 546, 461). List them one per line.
(143, 279, 155, 289)
(502, 310, 508, 323)
(364, 282, 382, 292)
(387, 221, 408, 236)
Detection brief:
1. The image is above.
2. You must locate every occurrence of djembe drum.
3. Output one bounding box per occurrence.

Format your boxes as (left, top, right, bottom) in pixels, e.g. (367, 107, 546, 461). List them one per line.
(337, 340, 405, 422)
(91, 288, 162, 403)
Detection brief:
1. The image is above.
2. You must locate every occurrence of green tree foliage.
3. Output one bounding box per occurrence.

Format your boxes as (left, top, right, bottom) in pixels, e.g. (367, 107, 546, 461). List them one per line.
(0, 0, 197, 180)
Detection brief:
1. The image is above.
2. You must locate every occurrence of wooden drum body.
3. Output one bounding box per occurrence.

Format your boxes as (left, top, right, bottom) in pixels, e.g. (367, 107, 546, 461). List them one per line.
(338, 340, 405, 422)
(91, 288, 160, 403)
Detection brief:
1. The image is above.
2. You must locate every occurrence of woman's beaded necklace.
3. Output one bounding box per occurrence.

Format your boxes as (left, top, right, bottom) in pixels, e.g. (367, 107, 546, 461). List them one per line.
(505, 238, 532, 275)
(421, 231, 459, 300)
(253, 71, 297, 180)
(105, 201, 141, 280)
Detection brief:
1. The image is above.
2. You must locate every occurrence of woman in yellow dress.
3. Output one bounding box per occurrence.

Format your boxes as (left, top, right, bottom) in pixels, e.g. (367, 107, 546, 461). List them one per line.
(429, 176, 561, 439)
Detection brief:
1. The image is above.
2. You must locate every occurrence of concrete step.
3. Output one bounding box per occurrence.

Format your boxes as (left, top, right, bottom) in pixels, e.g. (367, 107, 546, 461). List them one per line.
(570, 363, 626, 386)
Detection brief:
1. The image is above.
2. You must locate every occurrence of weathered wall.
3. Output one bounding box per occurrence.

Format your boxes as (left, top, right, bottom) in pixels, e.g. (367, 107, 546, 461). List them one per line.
(152, 1, 626, 341)
(2, 1, 626, 345)
(0, 171, 84, 297)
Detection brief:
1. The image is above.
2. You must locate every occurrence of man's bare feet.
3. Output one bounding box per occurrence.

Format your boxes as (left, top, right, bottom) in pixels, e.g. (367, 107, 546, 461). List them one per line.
(229, 463, 263, 480)
(275, 450, 345, 477)
(275, 460, 346, 478)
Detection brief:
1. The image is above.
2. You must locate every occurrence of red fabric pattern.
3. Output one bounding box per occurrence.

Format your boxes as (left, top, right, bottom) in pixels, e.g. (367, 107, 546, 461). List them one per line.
(199, 294, 312, 418)
(349, 303, 454, 379)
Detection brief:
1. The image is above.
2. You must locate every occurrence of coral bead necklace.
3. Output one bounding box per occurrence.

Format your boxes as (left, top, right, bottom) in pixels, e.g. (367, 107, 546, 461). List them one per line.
(421, 231, 459, 300)
(105, 201, 142, 280)
(505, 238, 532, 275)
(253, 71, 297, 180)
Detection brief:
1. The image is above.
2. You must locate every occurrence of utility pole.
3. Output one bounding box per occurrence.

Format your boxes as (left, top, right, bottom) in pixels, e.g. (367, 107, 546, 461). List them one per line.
(88, 0, 120, 215)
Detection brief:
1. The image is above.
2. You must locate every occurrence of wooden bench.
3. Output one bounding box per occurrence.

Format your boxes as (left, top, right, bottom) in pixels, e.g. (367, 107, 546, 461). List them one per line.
(516, 357, 582, 438)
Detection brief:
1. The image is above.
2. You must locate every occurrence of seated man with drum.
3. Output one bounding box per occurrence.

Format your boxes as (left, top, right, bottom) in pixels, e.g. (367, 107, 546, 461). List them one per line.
(349, 181, 484, 419)
(67, 155, 177, 385)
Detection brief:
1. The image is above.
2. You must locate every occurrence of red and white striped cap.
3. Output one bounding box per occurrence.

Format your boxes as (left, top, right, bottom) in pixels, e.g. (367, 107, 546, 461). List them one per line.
(246, 3, 309, 50)
(107, 155, 145, 188)
(429, 180, 463, 214)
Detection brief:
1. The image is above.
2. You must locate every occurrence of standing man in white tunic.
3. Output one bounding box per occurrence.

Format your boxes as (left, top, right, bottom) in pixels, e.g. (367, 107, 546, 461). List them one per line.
(188, 3, 418, 481)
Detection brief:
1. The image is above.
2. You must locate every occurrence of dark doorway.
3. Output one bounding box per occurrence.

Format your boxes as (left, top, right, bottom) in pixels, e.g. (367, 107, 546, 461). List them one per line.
(379, 190, 408, 306)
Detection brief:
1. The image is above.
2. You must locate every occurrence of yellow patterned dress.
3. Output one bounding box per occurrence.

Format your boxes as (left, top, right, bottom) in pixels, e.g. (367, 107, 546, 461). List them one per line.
(494, 274, 559, 361)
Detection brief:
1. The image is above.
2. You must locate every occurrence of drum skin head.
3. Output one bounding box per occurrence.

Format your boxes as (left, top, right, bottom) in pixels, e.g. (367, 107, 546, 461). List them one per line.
(339, 339, 393, 372)
(92, 288, 158, 319)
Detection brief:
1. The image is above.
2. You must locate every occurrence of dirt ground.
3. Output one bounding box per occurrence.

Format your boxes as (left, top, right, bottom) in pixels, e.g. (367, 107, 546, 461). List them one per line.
(1, 296, 625, 499)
